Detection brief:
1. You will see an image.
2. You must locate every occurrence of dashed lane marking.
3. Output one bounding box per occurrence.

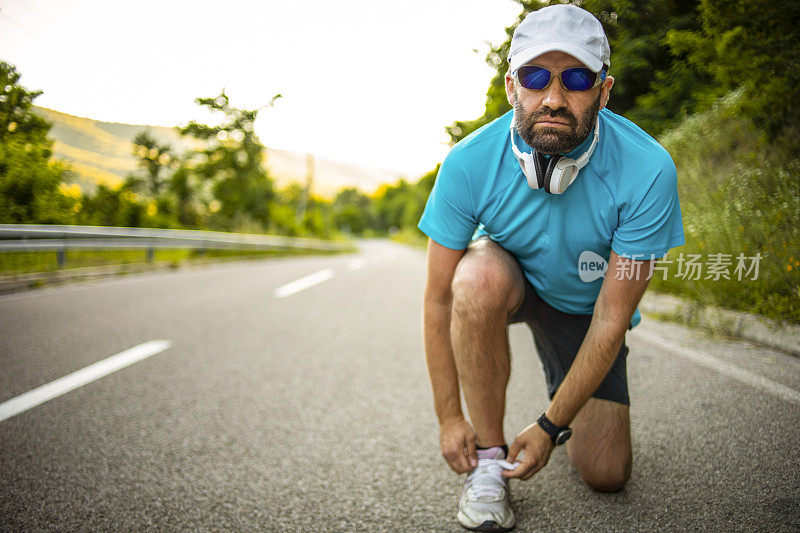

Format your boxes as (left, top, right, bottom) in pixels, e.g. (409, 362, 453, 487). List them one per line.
(274, 268, 335, 298)
(0, 340, 172, 423)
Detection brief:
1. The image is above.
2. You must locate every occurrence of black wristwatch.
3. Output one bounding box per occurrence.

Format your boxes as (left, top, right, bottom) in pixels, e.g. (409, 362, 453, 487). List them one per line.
(536, 412, 572, 446)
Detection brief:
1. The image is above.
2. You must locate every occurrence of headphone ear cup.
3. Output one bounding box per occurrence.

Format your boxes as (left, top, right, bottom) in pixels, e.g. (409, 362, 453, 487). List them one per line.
(551, 157, 580, 194)
(518, 153, 539, 189)
(543, 155, 562, 194)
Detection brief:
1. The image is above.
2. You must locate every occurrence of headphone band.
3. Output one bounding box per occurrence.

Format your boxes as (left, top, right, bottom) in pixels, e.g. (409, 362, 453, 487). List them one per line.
(541, 152, 560, 192)
(571, 119, 600, 169)
(533, 150, 545, 189)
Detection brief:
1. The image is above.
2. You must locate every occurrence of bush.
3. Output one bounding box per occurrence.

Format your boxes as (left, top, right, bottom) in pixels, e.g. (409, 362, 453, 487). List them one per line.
(652, 90, 800, 324)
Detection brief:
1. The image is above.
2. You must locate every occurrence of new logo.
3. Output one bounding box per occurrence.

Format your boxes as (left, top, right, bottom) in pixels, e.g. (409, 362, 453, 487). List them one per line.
(578, 251, 608, 282)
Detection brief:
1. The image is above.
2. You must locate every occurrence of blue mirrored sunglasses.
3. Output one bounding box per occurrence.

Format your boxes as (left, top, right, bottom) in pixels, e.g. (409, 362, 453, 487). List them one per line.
(515, 65, 607, 92)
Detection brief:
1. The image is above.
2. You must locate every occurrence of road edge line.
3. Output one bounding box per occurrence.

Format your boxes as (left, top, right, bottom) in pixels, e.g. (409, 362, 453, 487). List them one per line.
(631, 329, 800, 405)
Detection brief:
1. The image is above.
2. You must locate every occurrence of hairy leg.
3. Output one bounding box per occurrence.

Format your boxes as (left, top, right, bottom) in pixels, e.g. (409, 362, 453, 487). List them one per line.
(566, 397, 632, 492)
(450, 239, 525, 448)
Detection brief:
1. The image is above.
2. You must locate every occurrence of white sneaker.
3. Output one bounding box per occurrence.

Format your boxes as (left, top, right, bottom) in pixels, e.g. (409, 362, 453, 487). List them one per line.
(457, 446, 515, 532)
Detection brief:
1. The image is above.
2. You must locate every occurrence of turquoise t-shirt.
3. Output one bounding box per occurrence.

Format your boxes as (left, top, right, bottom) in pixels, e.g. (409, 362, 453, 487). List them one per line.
(418, 108, 685, 329)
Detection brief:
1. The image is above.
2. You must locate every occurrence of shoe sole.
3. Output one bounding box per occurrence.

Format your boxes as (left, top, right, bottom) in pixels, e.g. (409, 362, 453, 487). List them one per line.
(457, 511, 515, 532)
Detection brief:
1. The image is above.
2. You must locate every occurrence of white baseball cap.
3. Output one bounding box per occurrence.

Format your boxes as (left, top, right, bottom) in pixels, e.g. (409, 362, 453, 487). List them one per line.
(508, 4, 611, 74)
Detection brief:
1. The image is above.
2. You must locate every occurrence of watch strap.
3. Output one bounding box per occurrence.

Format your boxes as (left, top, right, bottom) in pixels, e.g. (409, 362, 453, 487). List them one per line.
(537, 412, 570, 445)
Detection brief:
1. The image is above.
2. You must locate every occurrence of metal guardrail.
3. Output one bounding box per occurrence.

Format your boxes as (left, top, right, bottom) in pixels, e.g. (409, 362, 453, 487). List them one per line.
(0, 224, 350, 267)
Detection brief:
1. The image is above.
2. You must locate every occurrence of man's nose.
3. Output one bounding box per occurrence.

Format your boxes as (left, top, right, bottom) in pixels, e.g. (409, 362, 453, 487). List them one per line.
(541, 76, 567, 111)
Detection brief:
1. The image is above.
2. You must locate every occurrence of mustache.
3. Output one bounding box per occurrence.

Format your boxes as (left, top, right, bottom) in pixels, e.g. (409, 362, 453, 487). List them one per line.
(530, 106, 576, 127)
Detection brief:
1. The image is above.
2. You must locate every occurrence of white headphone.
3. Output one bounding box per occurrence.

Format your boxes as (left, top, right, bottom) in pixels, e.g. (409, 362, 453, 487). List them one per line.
(509, 114, 600, 194)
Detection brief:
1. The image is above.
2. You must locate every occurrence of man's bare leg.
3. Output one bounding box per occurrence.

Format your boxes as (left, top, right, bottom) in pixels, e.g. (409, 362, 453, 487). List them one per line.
(450, 239, 525, 448)
(566, 397, 632, 492)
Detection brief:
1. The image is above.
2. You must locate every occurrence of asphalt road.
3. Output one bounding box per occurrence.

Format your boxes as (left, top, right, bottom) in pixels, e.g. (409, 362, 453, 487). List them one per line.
(1, 239, 798, 531)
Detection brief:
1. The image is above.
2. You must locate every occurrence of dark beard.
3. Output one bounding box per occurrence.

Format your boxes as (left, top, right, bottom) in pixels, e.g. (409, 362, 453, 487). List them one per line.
(513, 91, 601, 154)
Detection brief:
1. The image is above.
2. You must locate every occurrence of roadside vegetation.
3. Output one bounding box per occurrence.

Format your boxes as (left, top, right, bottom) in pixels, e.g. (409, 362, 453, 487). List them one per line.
(0, 248, 342, 277)
(1, 0, 797, 321)
(652, 91, 800, 323)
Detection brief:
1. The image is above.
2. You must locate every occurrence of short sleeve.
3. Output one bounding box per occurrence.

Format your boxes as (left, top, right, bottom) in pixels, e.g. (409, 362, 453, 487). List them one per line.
(418, 152, 478, 250)
(611, 156, 685, 260)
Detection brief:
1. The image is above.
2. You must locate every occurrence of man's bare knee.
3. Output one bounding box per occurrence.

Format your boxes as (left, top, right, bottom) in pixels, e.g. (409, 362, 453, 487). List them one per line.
(568, 398, 632, 493)
(451, 263, 507, 317)
(580, 463, 631, 492)
(451, 240, 523, 318)
(571, 441, 631, 492)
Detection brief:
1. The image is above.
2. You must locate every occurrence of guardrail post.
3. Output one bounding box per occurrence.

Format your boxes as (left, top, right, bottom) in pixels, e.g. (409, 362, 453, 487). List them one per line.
(57, 248, 66, 268)
(146, 247, 154, 263)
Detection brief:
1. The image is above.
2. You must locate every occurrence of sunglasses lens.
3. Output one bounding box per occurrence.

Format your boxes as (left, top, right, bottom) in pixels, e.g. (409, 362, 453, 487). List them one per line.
(517, 66, 551, 90)
(561, 68, 597, 91)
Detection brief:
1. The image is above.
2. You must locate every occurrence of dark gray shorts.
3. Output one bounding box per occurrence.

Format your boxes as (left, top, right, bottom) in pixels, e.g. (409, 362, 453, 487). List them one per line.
(508, 272, 630, 406)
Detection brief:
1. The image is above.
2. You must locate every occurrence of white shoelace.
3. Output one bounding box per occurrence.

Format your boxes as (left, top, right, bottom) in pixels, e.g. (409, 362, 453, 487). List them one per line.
(464, 458, 520, 500)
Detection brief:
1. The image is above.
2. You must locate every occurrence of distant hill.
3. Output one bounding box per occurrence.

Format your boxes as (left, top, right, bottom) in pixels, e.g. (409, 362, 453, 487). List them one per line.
(33, 106, 401, 197)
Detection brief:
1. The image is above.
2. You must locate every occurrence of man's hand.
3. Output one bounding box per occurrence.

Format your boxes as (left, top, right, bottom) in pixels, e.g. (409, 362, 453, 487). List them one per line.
(502, 422, 554, 480)
(439, 417, 478, 474)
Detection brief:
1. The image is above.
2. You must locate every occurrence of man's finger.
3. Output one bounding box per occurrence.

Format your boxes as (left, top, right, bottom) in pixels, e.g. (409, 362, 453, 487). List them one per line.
(456, 452, 472, 474)
(453, 447, 473, 473)
(507, 440, 521, 463)
(465, 436, 478, 468)
(520, 462, 542, 480)
(502, 465, 529, 479)
(444, 450, 468, 474)
(498, 459, 521, 470)
(503, 456, 536, 479)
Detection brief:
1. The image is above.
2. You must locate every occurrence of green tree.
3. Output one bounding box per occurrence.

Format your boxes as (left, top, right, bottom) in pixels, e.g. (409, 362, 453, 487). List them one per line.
(666, 0, 800, 137)
(167, 164, 201, 227)
(372, 179, 415, 232)
(363, 166, 438, 237)
(404, 166, 437, 231)
(125, 129, 174, 198)
(177, 90, 280, 231)
(77, 184, 147, 227)
(580, 0, 709, 135)
(333, 187, 373, 235)
(0, 61, 75, 224)
(0, 62, 51, 145)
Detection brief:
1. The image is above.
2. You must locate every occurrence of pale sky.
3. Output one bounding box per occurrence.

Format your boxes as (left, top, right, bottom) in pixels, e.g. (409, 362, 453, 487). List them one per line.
(0, 0, 522, 178)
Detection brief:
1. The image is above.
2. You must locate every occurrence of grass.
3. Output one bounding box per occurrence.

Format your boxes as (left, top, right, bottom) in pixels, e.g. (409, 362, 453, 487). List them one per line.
(390, 227, 428, 249)
(650, 89, 800, 325)
(0, 247, 347, 277)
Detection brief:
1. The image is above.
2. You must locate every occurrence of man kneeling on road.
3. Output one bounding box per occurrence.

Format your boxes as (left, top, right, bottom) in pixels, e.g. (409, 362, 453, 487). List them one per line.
(418, 5, 685, 531)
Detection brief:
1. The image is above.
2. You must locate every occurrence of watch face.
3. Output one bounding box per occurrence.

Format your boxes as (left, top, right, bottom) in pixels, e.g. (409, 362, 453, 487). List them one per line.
(555, 428, 573, 446)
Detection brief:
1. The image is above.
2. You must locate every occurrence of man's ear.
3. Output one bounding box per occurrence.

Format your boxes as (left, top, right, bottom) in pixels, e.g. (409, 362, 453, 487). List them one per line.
(599, 76, 614, 110)
(505, 73, 516, 106)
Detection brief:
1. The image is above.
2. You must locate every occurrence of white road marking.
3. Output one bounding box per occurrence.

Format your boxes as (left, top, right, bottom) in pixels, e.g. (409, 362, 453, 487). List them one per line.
(0, 340, 172, 423)
(274, 268, 335, 298)
(631, 329, 800, 405)
(348, 258, 367, 271)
